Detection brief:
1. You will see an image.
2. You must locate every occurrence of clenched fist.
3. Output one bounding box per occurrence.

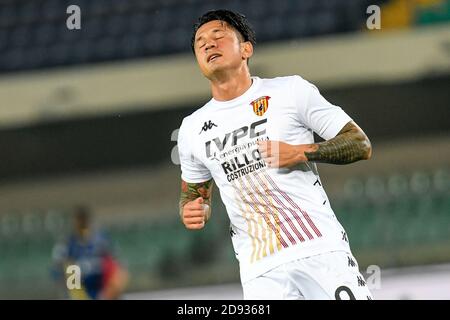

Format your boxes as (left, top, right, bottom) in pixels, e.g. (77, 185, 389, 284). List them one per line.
(181, 197, 210, 230)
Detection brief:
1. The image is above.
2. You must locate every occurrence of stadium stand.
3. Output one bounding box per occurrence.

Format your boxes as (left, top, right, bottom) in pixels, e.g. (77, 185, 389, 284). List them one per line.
(1, 0, 389, 72)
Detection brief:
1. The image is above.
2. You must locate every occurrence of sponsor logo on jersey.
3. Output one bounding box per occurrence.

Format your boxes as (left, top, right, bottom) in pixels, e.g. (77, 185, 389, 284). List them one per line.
(204, 119, 269, 181)
(204, 119, 267, 158)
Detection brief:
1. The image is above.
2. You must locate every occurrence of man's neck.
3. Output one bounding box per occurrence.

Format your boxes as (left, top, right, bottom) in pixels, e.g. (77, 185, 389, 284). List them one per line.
(210, 68, 252, 101)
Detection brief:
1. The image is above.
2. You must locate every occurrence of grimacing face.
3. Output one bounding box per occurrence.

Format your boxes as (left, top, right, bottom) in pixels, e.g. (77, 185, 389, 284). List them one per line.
(194, 20, 252, 79)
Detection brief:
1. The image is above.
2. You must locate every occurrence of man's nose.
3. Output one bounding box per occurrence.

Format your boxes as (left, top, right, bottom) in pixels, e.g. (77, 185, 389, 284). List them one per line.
(205, 41, 216, 51)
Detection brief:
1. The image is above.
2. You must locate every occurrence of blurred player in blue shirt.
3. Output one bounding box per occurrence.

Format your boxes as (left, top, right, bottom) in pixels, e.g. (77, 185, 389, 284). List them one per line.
(51, 206, 128, 299)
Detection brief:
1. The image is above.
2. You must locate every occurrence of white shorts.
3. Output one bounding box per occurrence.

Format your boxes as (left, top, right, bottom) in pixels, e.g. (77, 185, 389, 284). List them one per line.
(242, 251, 373, 300)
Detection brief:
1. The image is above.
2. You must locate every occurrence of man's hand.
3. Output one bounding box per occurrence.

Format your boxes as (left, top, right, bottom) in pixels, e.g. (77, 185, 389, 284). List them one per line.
(257, 140, 315, 168)
(181, 196, 210, 230)
(179, 179, 213, 229)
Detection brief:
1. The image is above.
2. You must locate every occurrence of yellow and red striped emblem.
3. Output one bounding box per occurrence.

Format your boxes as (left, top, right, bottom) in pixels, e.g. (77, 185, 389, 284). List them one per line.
(250, 96, 270, 116)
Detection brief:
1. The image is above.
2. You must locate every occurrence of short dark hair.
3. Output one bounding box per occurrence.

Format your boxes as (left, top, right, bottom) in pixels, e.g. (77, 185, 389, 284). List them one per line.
(191, 9, 256, 53)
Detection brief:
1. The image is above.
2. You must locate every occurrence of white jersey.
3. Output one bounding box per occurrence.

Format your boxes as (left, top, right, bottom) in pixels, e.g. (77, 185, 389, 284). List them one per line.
(178, 75, 353, 283)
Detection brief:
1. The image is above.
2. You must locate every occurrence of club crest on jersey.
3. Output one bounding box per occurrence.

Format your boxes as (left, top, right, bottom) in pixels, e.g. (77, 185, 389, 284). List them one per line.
(250, 96, 270, 116)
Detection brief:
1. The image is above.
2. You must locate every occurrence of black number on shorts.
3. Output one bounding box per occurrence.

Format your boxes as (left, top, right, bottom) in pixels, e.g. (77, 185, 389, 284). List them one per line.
(335, 286, 356, 300)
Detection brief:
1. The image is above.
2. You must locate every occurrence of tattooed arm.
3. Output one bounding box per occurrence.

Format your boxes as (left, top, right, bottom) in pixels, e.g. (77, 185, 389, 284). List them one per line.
(304, 121, 372, 164)
(179, 179, 214, 229)
(257, 121, 372, 167)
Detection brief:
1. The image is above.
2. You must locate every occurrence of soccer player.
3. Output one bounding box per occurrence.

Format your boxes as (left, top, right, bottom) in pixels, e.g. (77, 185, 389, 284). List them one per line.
(51, 206, 128, 299)
(178, 10, 373, 300)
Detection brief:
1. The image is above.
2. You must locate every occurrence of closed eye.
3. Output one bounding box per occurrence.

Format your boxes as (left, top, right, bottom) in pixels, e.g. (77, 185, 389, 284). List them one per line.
(214, 31, 225, 39)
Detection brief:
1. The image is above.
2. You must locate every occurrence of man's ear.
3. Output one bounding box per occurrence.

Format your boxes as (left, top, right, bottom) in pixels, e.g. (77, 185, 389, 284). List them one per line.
(241, 41, 253, 61)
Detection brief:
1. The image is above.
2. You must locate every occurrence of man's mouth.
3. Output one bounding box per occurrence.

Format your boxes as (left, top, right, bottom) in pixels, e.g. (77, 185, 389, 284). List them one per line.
(207, 54, 221, 62)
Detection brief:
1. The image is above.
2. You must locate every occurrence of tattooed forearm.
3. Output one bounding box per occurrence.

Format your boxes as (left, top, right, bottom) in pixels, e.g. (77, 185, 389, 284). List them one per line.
(304, 121, 372, 165)
(179, 179, 214, 220)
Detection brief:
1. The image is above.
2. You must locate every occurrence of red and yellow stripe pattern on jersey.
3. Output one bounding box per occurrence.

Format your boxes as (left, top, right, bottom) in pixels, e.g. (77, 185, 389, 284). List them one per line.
(231, 169, 322, 264)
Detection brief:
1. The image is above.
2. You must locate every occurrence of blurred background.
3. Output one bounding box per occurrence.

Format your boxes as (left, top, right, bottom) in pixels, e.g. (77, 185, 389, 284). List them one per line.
(0, 0, 449, 299)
